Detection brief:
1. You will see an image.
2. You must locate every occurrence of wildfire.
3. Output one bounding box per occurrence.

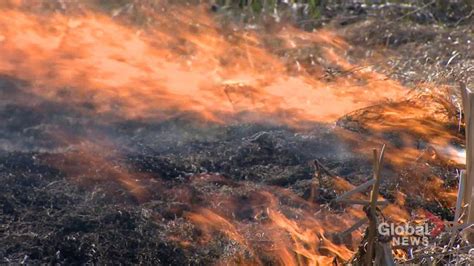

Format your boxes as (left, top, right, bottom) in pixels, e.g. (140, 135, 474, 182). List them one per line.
(340, 86, 462, 209)
(0, 1, 406, 127)
(186, 186, 357, 265)
(0, 1, 462, 265)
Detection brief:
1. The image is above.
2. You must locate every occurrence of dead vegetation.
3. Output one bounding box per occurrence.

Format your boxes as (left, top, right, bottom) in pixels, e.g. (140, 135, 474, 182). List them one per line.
(1, 0, 474, 265)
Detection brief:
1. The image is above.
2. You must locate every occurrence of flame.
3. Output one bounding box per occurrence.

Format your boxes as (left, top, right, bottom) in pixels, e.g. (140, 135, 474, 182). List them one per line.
(187, 208, 248, 245)
(340, 86, 461, 208)
(41, 142, 155, 203)
(184, 180, 358, 265)
(0, 2, 406, 127)
(0, 1, 464, 264)
(267, 209, 353, 264)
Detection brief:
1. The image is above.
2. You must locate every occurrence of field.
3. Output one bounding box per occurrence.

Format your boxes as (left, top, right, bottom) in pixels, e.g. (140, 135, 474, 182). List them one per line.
(0, 1, 473, 265)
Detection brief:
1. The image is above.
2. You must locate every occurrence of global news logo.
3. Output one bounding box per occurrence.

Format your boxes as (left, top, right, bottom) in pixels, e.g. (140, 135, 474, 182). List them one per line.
(378, 222, 431, 247)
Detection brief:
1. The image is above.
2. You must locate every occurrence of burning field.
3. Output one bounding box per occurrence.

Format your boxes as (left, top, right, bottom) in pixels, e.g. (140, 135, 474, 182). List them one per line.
(0, 0, 473, 265)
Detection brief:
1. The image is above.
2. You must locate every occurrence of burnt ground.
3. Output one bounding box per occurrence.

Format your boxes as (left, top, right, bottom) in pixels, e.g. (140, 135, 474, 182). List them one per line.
(0, 73, 370, 264)
(0, 83, 368, 264)
(1, 3, 473, 265)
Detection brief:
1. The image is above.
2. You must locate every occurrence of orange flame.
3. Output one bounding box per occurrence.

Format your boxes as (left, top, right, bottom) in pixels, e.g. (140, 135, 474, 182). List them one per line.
(0, 1, 463, 265)
(0, 2, 406, 127)
(185, 183, 358, 265)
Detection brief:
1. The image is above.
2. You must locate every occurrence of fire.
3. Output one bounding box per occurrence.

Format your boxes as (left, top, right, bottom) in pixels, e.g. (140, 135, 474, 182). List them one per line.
(0, 1, 463, 265)
(40, 142, 155, 203)
(340, 86, 462, 208)
(181, 175, 370, 265)
(0, 1, 406, 127)
(186, 186, 356, 265)
(267, 209, 353, 264)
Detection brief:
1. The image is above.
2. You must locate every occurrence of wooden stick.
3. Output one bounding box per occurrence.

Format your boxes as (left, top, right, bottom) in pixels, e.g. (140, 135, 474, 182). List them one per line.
(455, 170, 467, 222)
(374, 243, 383, 265)
(370, 145, 386, 216)
(334, 179, 376, 202)
(366, 149, 379, 266)
(460, 83, 474, 227)
(338, 217, 369, 238)
(381, 242, 396, 266)
(337, 199, 388, 206)
(366, 144, 386, 266)
(313, 159, 336, 177)
(338, 203, 391, 238)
